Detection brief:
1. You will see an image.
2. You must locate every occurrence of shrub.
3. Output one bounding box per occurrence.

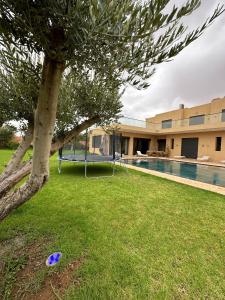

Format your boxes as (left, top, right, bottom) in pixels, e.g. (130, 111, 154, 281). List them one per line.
(0, 126, 16, 149)
(6, 141, 20, 150)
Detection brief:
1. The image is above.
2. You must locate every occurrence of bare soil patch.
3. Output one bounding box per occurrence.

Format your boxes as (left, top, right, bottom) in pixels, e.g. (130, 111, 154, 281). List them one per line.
(27, 257, 85, 300)
(0, 234, 26, 257)
(7, 239, 85, 300)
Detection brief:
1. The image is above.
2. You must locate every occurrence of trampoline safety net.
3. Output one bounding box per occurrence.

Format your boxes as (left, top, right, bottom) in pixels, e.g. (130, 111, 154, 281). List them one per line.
(58, 130, 124, 177)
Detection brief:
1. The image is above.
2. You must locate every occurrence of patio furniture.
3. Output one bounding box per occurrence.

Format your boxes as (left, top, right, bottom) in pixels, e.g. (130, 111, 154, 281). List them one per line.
(115, 152, 122, 158)
(159, 151, 166, 157)
(137, 151, 147, 157)
(197, 156, 210, 162)
(147, 150, 157, 156)
(146, 150, 166, 157)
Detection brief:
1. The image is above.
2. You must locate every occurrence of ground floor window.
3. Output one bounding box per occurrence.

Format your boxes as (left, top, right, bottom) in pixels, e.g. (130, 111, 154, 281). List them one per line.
(157, 139, 166, 152)
(171, 138, 174, 149)
(133, 138, 151, 155)
(216, 137, 222, 151)
(92, 135, 102, 148)
(121, 137, 129, 155)
(181, 138, 198, 159)
(109, 135, 129, 156)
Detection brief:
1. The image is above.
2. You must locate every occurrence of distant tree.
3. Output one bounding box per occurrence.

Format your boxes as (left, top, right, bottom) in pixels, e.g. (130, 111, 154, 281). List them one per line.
(0, 125, 16, 148)
(0, 0, 223, 220)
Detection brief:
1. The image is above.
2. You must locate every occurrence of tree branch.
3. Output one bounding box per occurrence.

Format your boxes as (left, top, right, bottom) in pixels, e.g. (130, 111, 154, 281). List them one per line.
(0, 116, 101, 214)
(0, 125, 33, 182)
(0, 160, 32, 199)
(51, 116, 101, 154)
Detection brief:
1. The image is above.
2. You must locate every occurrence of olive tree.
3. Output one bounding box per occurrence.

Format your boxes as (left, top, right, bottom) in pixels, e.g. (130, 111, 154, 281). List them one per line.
(0, 56, 122, 196)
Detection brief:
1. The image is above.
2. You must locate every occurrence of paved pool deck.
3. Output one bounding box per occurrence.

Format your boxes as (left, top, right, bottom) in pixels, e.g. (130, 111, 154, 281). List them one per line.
(123, 155, 225, 168)
(119, 157, 225, 196)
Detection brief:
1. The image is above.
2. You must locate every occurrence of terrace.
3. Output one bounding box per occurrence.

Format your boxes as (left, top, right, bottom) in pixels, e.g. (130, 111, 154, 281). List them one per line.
(119, 110, 225, 134)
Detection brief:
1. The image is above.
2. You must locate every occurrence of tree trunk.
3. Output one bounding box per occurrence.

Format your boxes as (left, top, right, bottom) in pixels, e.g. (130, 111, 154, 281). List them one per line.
(0, 176, 46, 221)
(0, 161, 32, 198)
(0, 125, 33, 182)
(0, 56, 64, 221)
(0, 117, 100, 201)
(31, 56, 64, 182)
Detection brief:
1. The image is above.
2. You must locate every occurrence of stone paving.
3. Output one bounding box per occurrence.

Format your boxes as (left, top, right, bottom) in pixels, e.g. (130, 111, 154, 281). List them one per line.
(123, 155, 225, 167)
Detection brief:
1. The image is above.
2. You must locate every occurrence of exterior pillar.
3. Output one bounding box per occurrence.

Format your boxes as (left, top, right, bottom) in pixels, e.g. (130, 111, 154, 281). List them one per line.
(128, 137, 134, 156)
(150, 137, 157, 151)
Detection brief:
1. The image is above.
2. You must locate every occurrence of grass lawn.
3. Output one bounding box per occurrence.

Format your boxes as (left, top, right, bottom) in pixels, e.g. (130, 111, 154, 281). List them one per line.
(0, 149, 225, 299)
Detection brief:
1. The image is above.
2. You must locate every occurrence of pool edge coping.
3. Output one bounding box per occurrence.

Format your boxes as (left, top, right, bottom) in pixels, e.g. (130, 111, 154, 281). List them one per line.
(119, 162, 225, 196)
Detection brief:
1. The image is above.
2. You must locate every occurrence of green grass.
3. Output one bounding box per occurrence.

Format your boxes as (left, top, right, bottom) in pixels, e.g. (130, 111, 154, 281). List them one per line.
(1, 255, 27, 299)
(0, 149, 225, 299)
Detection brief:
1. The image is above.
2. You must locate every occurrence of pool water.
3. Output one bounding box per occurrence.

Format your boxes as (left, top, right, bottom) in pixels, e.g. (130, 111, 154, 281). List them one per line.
(124, 159, 225, 188)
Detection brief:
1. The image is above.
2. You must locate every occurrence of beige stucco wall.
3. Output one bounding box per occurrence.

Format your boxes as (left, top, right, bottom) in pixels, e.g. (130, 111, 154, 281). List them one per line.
(147, 108, 184, 124)
(89, 128, 107, 155)
(146, 97, 225, 134)
(89, 97, 225, 161)
(182, 103, 210, 118)
(147, 97, 225, 123)
(210, 97, 225, 113)
(166, 131, 225, 162)
(90, 128, 225, 161)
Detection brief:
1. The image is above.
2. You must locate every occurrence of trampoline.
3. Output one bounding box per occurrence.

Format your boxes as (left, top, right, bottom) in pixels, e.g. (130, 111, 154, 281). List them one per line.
(58, 129, 125, 177)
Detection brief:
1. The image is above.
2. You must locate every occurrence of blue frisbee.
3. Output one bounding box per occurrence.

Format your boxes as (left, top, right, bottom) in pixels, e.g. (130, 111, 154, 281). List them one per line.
(46, 252, 62, 267)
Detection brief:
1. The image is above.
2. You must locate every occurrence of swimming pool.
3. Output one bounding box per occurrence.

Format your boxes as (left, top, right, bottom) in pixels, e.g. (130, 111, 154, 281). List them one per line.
(124, 159, 225, 187)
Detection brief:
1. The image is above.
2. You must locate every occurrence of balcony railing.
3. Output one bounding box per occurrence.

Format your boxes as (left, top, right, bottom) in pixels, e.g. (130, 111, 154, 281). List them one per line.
(119, 111, 225, 133)
(119, 116, 147, 128)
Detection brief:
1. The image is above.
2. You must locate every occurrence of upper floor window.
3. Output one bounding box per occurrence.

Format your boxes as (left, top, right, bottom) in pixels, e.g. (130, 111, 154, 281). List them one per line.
(189, 115, 205, 126)
(221, 109, 225, 122)
(92, 135, 102, 148)
(162, 119, 172, 129)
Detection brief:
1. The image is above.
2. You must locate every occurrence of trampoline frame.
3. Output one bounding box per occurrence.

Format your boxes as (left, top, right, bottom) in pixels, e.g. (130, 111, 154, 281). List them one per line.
(58, 129, 126, 178)
(58, 156, 118, 178)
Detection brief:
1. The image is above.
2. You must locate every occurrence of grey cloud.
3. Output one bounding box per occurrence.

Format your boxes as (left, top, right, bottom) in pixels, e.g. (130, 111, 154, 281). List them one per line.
(122, 0, 225, 119)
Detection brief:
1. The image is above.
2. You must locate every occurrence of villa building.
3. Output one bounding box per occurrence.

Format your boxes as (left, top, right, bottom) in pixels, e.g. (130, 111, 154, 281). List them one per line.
(89, 97, 225, 162)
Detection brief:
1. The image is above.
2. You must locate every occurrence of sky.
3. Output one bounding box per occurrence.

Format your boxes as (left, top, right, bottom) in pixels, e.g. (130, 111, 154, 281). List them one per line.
(121, 0, 225, 120)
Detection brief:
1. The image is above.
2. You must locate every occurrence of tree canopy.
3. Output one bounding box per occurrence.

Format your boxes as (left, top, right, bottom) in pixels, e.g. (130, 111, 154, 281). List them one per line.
(56, 71, 122, 135)
(0, 50, 122, 131)
(1, 1, 223, 88)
